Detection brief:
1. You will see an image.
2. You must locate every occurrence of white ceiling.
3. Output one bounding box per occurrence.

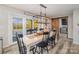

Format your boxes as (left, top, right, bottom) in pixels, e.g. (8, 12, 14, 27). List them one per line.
(6, 4, 79, 18)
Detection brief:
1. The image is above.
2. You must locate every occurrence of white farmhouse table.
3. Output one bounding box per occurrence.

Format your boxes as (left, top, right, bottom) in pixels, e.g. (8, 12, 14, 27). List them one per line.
(23, 33, 43, 53)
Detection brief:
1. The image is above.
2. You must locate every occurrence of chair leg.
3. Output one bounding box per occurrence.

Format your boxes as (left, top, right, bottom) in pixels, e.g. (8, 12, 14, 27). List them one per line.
(33, 50, 35, 54)
(30, 46, 36, 54)
(54, 40, 55, 46)
(50, 41, 54, 48)
(46, 47, 49, 53)
(32, 48, 35, 54)
(35, 46, 37, 53)
(41, 48, 43, 54)
(36, 47, 41, 54)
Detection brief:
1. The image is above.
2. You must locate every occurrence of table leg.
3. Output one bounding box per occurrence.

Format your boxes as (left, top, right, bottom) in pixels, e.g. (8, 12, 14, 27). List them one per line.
(26, 46, 30, 54)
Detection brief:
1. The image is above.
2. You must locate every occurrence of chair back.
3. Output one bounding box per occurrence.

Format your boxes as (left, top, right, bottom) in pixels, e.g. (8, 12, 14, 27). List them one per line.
(27, 29, 32, 35)
(33, 28, 37, 33)
(49, 30, 56, 38)
(0, 37, 3, 54)
(16, 33, 27, 54)
(53, 30, 57, 39)
(43, 32, 49, 41)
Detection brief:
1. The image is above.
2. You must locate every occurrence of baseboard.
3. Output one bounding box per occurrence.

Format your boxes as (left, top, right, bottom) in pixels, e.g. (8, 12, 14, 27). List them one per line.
(73, 40, 79, 45)
(0, 49, 2, 54)
(3, 42, 17, 50)
(68, 38, 73, 40)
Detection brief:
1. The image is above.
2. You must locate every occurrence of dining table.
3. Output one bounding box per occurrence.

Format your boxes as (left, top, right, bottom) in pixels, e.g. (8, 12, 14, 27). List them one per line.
(23, 30, 56, 53)
(23, 32, 44, 53)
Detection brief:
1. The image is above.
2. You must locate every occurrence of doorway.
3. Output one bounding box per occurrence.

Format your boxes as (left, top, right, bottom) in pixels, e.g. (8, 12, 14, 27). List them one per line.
(51, 18, 59, 41)
(51, 17, 68, 40)
(59, 17, 68, 39)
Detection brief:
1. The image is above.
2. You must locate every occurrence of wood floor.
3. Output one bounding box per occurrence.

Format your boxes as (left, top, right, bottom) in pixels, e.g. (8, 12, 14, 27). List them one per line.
(3, 33, 79, 54)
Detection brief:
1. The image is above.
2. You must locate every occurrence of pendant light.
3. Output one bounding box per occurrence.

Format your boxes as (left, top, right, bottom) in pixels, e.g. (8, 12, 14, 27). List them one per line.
(38, 4, 47, 31)
(40, 4, 47, 27)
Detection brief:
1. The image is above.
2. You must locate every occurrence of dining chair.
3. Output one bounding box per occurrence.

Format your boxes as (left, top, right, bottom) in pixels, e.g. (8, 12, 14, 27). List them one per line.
(52, 30, 57, 45)
(0, 37, 3, 54)
(33, 28, 37, 33)
(26, 29, 32, 35)
(36, 32, 49, 54)
(48, 30, 56, 47)
(29, 46, 36, 54)
(16, 33, 27, 54)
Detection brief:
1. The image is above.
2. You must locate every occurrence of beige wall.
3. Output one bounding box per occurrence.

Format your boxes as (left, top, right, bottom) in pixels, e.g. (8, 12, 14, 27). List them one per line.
(73, 9, 79, 44)
(0, 5, 24, 48)
(68, 15, 73, 39)
(0, 6, 8, 48)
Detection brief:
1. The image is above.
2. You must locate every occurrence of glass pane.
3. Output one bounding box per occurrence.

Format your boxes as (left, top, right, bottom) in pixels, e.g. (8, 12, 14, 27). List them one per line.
(26, 20, 32, 35)
(26, 20, 32, 29)
(34, 20, 38, 29)
(62, 19, 67, 25)
(13, 17, 23, 42)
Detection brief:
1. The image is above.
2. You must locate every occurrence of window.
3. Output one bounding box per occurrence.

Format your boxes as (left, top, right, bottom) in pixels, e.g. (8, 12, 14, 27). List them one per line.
(26, 20, 32, 29)
(13, 17, 23, 42)
(34, 19, 38, 29)
(26, 19, 32, 34)
(62, 19, 67, 25)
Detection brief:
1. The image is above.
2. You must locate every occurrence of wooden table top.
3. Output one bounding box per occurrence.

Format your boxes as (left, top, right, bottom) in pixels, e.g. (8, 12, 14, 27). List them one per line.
(23, 31, 51, 47)
(23, 33, 43, 47)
